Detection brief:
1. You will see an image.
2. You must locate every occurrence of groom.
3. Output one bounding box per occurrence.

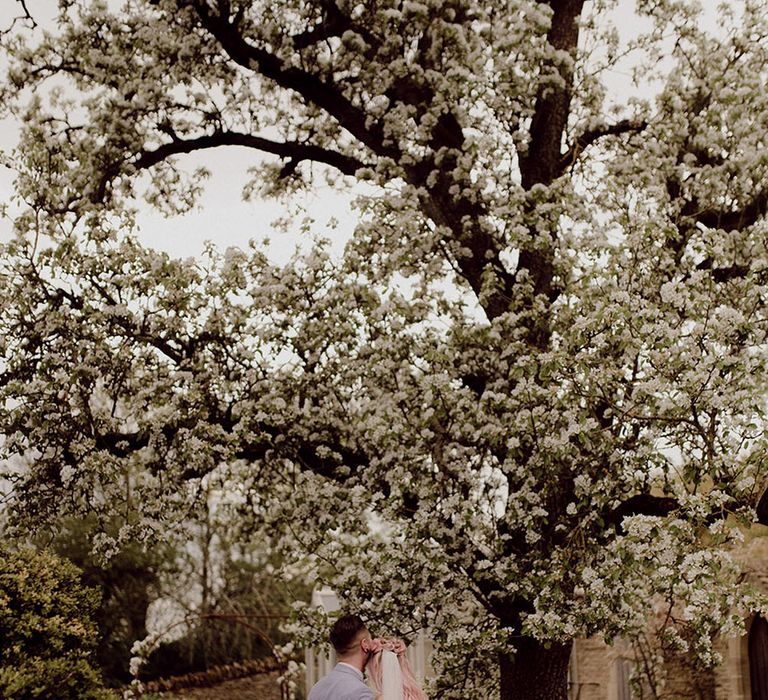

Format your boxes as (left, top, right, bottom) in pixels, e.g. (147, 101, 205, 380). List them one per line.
(308, 614, 375, 700)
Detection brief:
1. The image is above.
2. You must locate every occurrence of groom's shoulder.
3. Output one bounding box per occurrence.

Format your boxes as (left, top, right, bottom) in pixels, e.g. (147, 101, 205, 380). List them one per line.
(308, 666, 375, 700)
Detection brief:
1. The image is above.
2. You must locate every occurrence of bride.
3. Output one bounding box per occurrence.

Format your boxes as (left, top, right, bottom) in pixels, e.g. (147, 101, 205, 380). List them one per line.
(366, 637, 427, 700)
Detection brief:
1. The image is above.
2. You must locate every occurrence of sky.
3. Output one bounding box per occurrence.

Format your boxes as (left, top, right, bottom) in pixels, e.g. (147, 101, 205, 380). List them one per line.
(0, 0, 722, 264)
(126, 148, 359, 264)
(0, 127, 356, 263)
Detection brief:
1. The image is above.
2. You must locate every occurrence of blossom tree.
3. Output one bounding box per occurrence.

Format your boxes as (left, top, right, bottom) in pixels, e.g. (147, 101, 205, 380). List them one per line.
(2, 0, 768, 697)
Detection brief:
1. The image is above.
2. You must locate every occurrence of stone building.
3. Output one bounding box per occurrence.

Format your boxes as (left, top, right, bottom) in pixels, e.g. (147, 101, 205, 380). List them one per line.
(570, 533, 768, 700)
(568, 614, 767, 699)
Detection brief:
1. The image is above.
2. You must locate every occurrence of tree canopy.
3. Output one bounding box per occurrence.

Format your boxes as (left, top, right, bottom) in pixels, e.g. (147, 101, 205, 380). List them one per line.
(2, 1, 768, 697)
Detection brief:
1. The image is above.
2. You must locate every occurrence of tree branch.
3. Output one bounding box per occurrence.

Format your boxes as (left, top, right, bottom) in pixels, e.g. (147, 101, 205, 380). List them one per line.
(94, 416, 368, 483)
(687, 187, 768, 232)
(520, 0, 585, 189)
(514, 0, 586, 342)
(2, 0, 37, 32)
(603, 491, 740, 530)
(756, 482, 768, 526)
(172, 1, 521, 323)
(290, 0, 374, 51)
(186, 0, 399, 161)
(558, 118, 647, 174)
(93, 130, 366, 202)
(603, 493, 679, 528)
(695, 258, 752, 283)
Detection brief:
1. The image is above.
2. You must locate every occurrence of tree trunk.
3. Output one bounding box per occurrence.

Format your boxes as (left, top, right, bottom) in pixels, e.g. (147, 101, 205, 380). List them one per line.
(499, 637, 572, 700)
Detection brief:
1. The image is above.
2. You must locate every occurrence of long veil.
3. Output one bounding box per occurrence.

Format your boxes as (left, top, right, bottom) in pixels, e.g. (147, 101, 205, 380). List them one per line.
(380, 650, 405, 700)
(368, 639, 427, 700)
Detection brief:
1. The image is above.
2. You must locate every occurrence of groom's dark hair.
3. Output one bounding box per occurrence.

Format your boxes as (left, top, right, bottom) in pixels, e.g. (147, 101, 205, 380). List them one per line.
(330, 614, 367, 654)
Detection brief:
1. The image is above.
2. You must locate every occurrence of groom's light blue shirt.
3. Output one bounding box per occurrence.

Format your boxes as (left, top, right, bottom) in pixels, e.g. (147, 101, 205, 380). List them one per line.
(308, 662, 375, 700)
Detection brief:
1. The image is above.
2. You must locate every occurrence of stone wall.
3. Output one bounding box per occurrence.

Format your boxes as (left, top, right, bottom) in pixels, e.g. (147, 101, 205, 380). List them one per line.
(569, 531, 768, 700)
(569, 637, 632, 700)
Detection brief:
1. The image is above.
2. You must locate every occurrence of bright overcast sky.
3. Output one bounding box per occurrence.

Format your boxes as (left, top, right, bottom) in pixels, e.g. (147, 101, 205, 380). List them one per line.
(0, 0, 720, 263)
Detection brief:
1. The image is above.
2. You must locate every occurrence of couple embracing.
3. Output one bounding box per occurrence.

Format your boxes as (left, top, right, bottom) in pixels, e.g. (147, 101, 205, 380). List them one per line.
(308, 614, 427, 700)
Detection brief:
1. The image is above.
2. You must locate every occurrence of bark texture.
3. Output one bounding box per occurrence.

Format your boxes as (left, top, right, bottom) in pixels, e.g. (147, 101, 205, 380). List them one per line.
(499, 638, 572, 700)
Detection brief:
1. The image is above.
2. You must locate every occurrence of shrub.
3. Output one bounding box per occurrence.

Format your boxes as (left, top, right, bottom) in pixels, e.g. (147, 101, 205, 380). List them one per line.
(0, 546, 114, 699)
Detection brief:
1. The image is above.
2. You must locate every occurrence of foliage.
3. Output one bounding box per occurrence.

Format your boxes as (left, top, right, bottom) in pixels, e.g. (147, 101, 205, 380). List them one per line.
(0, 546, 115, 699)
(44, 516, 168, 685)
(2, 0, 768, 697)
(140, 491, 313, 680)
(167, 547, 312, 671)
(33, 492, 307, 685)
